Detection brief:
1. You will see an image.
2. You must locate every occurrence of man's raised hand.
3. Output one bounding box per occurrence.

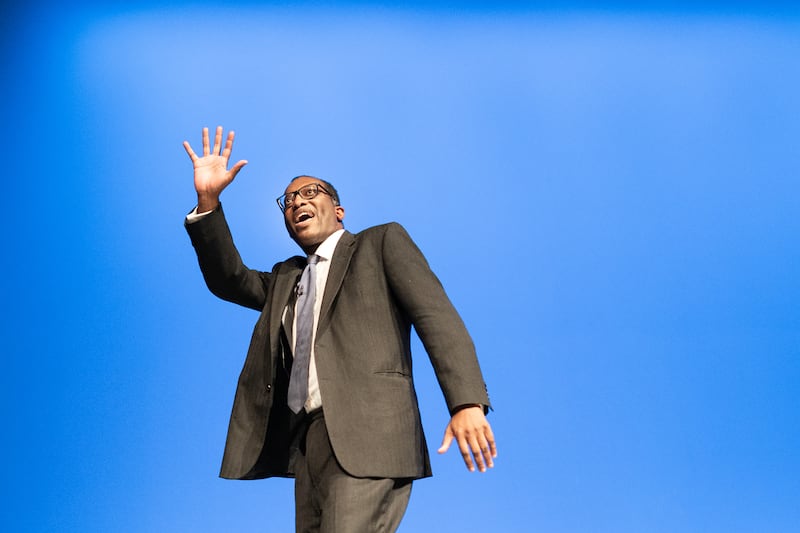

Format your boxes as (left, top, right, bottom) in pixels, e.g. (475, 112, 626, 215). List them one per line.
(183, 126, 248, 212)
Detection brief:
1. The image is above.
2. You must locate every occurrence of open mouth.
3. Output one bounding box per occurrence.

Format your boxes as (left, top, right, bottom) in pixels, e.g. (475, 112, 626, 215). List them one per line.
(295, 211, 314, 224)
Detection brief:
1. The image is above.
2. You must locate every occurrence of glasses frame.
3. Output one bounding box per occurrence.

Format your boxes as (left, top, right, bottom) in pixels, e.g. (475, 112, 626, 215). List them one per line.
(276, 182, 334, 212)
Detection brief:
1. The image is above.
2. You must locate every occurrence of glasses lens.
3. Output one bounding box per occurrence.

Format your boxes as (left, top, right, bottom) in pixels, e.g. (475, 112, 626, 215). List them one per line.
(280, 184, 322, 211)
(299, 184, 318, 200)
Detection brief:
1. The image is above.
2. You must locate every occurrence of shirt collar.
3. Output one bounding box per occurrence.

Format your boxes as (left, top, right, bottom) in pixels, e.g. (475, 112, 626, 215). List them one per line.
(312, 229, 345, 262)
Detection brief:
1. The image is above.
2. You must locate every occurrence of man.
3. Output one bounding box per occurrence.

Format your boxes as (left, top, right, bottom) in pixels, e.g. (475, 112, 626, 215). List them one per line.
(183, 126, 496, 532)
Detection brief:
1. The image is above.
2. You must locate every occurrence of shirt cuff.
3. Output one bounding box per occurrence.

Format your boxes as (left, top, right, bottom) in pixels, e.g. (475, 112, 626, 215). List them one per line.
(185, 206, 214, 224)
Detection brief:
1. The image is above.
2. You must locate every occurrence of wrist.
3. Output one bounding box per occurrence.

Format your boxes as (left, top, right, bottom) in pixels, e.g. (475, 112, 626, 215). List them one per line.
(451, 404, 482, 415)
(196, 194, 220, 213)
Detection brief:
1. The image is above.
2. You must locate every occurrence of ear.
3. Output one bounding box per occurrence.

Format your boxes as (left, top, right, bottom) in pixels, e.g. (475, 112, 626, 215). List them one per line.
(335, 205, 345, 222)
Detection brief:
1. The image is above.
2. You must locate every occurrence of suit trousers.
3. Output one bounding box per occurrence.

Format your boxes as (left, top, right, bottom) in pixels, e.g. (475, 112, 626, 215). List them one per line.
(294, 410, 413, 532)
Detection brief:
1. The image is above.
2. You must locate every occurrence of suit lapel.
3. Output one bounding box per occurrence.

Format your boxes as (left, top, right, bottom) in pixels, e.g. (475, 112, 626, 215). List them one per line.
(269, 256, 305, 349)
(317, 231, 355, 336)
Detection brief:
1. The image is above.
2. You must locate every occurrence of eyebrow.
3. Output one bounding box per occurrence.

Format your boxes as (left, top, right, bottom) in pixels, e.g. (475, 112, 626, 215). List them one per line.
(285, 182, 321, 194)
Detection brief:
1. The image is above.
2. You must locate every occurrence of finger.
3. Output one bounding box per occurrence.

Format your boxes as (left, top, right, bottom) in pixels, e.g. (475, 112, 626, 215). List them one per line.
(437, 427, 454, 454)
(183, 140, 198, 162)
(485, 425, 498, 458)
(221, 130, 235, 160)
(229, 160, 248, 180)
(213, 126, 223, 155)
(476, 432, 494, 469)
(467, 434, 487, 473)
(456, 434, 476, 472)
(202, 127, 210, 156)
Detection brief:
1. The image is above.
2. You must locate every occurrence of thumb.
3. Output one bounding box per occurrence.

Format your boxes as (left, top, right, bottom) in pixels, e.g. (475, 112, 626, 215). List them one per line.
(438, 426, 454, 454)
(229, 160, 248, 180)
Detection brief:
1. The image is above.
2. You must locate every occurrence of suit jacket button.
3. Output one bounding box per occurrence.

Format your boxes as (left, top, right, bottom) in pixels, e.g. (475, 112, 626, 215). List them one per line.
(265, 384, 272, 393)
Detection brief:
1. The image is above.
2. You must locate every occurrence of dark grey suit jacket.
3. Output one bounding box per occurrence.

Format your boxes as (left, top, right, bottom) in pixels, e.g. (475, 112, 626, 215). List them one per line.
(186, 205, 490, 480)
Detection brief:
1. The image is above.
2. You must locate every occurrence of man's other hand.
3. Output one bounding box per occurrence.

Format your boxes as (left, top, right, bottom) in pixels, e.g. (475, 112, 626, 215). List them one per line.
(438, 405, 497, 473)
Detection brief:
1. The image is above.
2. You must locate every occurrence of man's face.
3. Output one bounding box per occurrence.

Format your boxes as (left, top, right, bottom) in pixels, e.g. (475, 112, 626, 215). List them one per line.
(282, 176, 345, 253)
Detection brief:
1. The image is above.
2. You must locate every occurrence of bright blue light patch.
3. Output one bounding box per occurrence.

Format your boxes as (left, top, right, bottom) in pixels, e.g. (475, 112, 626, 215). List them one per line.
(3, 2, 799, 532)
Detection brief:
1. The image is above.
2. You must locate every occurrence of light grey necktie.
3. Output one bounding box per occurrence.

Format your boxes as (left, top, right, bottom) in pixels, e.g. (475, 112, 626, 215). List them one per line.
(287, 254, 319, 414)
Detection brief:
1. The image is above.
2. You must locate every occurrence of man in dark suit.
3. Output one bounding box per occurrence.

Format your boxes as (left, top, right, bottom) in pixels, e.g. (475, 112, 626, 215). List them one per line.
(183, 126, 496, 532)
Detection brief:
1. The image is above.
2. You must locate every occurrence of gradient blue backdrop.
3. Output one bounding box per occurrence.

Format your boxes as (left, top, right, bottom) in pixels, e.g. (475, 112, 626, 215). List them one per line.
(3, 1, 798, 531)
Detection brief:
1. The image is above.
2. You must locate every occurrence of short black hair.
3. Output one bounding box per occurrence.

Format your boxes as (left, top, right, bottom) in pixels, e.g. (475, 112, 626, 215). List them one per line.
(291, 175, 340, 206)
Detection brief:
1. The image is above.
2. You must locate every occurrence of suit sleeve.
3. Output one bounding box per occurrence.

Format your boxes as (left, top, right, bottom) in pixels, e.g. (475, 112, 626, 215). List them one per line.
(381, 223, 491, 413)
(184, 204, 271, 311)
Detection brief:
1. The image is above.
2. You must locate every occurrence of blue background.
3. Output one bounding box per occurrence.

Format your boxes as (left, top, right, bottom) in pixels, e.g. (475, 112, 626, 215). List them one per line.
(3, 1, 798, 531)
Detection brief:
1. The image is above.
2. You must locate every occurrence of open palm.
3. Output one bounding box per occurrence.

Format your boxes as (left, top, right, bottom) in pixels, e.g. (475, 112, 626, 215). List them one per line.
(183, 126, 248, 211)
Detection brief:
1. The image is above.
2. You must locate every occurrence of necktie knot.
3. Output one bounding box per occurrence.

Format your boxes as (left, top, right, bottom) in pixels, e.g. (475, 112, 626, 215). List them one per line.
(295, 256, 318, 297)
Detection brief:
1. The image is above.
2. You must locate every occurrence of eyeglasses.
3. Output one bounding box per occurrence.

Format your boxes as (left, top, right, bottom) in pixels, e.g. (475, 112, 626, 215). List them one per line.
(276, 183, 334, 212)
